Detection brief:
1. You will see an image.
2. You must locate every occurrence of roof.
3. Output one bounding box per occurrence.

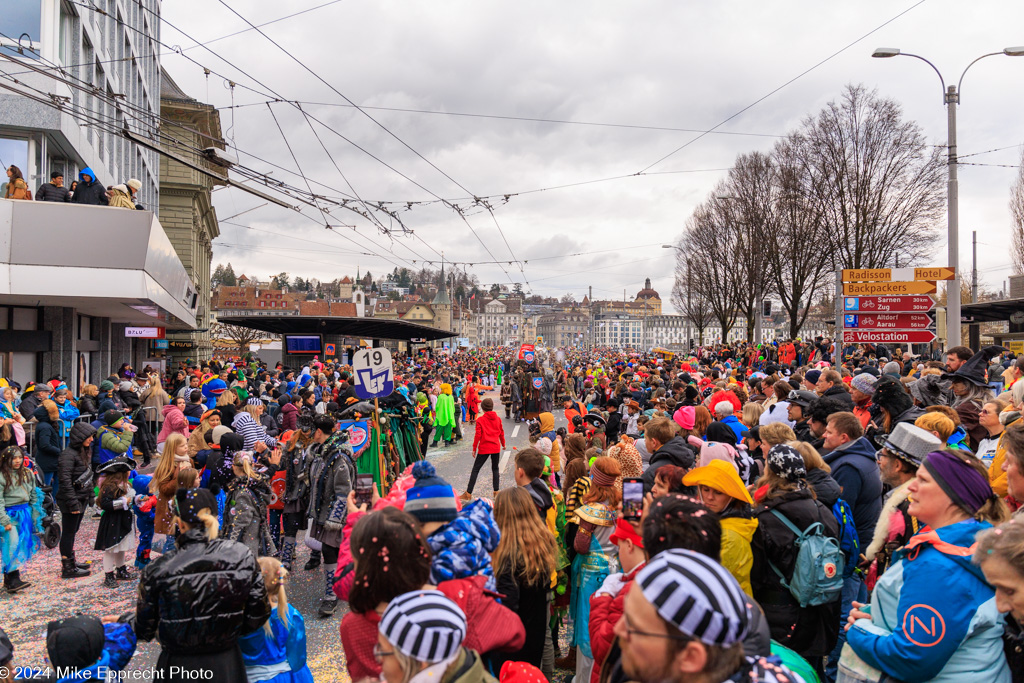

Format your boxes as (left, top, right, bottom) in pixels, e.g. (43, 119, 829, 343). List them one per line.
(635, 277, 660, 300)
(160, 67, 194, 102)
(340, 276, 352, 284)
(960, 298, 1024, 324)
(432, 271, 451, 306)
(214, 315, 455, 341)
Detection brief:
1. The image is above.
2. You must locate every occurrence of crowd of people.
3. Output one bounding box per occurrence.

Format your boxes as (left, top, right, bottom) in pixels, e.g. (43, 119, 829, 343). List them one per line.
(3, 164, 146, 209)
(0, 339, 1022, 683)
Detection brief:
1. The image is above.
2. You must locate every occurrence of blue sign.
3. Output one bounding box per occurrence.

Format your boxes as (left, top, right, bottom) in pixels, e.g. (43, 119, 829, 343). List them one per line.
(844, 298, 859, 311)
(352, 348, 394, 400)
(523, 350, 535, 363)
(151, 339, 169, 349)
(845, 314, 859, 328)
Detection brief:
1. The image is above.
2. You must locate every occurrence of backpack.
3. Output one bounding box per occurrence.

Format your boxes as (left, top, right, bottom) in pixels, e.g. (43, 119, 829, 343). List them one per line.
(832, 498, 860, 578)
(768, 508, 844, 608)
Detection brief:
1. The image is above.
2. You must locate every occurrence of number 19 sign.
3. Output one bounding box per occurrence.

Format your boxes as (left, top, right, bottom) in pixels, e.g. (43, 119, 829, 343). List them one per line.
(352, 348, 395, 400)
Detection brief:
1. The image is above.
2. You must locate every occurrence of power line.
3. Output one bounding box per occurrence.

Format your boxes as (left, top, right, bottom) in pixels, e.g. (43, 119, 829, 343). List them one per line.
(180, 0, 346, 52)
(638, 0, 931, 172)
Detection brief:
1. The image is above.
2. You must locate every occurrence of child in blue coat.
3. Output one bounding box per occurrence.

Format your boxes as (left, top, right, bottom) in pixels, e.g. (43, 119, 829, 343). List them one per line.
(239, 556, 313, 683)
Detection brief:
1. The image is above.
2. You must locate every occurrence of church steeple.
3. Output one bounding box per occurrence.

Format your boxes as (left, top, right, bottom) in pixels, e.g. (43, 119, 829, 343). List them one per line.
(432, 260, 451, 306)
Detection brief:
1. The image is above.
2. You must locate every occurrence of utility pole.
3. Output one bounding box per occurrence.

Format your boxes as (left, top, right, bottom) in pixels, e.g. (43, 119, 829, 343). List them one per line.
(972, 230, 978, 303)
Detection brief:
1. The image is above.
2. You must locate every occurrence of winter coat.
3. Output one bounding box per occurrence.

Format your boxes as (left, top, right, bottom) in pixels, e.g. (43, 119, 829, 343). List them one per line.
(4, 177, 29, 199)
(279, 402, 299, 431)
(140, 384, 169, 420)
(1003, 614, 1024, 683)
(157, 405, 188, 445)
(18, 390, 43, 420)
(751, 487, 842, 659)
(493, 564, 549, 670)
(107, 187, 135, 209)
(77, 393, 100, 419)
(56, 422, 97, 512)
(720, 414, 746, 443)
(538, 412, 561, 472)
(308, 431, 355, 543)
(804, 467, 841, 508)
(0, 470, 39, 528)
(34, 181, 71, 202)
(589, 561, 646, 683)
(97, 423, 133, 462)
(863, 480, 918, 591)
(472, 410, 505, 453)
(152, 473, 178, 536)
(32, 404, 62, 474)
(823, 436, 882, 546)
(847, 519, 1010, 683)
(134, 528, 270, 658)
(183, 402, 204, 428)
(98, 391, 124, 415)
(53, 398, 80, 439)
(223, 476, 275, 557)
(426, 498, 500, 590)
(339, 575, 524, 682)
(641, 436, 695, 491)
(232, 410, 276, 450)
(69, 168, 108, 205)
(720, 510, 758, 597)
(821, 385, 855, 410)
(94, 484, 134, 550)
(989, 416, 1021, 498)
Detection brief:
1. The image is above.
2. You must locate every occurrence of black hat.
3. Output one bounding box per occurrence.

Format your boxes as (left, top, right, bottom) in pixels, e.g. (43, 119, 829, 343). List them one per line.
(909, 374, 950, 407)
(50, 170, 63, 179)
(174, 487, 219, 525)
(943, 346, 1007, 388)
(96, 455, 135, 475)
(583, 413, 606, 428)
(788, 390, 818, 409)
(46, 616, 105, 670)
(103, 409, 123, 426)
(219, 432, 244, 453)
(873, 375, 914, 417)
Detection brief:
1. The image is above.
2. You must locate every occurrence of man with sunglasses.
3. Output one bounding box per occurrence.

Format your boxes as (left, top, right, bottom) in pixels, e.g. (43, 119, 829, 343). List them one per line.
(613, 549, 798, 683)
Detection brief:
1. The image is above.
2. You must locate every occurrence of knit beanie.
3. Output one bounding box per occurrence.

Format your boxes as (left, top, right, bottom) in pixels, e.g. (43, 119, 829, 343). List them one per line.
(103, 409, 123, 426)
(210, 425, 233, 445)
(99, 380, 115, 392)
(404, 461, 458, 524)
(850, 374, 877, 396)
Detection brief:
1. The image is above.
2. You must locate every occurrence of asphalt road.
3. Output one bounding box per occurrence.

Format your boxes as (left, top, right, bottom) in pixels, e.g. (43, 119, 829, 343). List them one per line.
(3, 387, 555, 682)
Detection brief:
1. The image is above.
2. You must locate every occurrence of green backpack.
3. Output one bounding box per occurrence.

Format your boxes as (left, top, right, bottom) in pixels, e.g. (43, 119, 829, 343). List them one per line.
(767, 508, 844, 608)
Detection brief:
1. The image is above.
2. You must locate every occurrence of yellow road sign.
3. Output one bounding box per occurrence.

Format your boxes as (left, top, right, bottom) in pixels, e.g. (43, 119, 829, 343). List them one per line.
(842, 267, 955, 282)
(842, 281, 937, 296)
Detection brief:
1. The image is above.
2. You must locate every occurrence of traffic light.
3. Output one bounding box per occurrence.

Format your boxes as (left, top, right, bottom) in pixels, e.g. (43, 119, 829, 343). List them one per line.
(762, 300, 772, 317)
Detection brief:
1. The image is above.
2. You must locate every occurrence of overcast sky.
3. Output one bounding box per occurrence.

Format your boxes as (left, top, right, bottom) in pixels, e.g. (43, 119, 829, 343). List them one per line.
(161, 0, 1024, 311)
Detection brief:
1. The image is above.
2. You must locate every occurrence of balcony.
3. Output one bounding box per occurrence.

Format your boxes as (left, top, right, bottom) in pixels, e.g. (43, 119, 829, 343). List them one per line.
(0, 199, 198, 328)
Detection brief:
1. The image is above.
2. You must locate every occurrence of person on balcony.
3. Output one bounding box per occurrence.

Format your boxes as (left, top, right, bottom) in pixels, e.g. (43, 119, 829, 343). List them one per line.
(107, 185, 136, 210)
(36, 171, 71, 202)
(69, 167, 108, 206)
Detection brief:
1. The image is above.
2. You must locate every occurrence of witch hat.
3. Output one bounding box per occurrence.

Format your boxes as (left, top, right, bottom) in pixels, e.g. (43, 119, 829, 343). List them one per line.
(942, 345, 1007, 388)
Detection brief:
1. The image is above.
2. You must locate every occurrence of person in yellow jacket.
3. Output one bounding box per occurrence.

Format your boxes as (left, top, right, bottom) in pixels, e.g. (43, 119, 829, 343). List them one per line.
(989, 413, 1022, 499)
(682, 459, 758, 596)
(537, 412, 561, 476)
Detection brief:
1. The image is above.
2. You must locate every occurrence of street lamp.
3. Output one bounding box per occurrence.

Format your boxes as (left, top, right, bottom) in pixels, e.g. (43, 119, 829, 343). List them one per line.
(872, 45, 1024, 349)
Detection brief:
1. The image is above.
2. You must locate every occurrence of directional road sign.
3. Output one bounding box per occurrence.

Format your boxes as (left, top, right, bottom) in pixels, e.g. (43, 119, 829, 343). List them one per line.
(842, 281, 937, 296)
(352, 347, 394, 400)
(844, 313, 935, 329)
(845, 330, 937, 344)
(844, 296, 936, 313)
(842, 267, 955, 282)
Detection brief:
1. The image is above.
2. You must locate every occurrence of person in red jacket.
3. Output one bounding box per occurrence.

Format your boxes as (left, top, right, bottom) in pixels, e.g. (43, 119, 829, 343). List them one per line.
(588, 518, 646, 683)
(463, 398, 506, 500)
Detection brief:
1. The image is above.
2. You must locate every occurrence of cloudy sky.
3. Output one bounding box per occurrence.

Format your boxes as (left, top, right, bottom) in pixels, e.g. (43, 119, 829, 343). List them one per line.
(161, 0, 1024, 310)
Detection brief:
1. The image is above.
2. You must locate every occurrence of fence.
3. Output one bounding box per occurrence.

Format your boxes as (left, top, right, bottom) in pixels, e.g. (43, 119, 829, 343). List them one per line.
(21, 405, 159, 453)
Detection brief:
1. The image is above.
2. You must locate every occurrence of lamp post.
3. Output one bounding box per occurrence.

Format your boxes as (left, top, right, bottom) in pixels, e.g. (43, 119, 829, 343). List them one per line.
(872, 46, 1024, 350)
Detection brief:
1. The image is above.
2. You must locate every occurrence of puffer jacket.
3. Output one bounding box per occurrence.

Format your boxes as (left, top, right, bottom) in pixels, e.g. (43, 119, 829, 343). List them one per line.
(426, 498, 500, 590)
(32, 404, 62, 474)
(157, 404, 188, 444)
(69, 167, 108, 205)
(77, 393, 100, 419)
(53, 397, 80, 438)
(133, 527, 270, 654)
(34, 181, 71, 203)
(56, 422, 97, 512)
(847, 519, 1010, 683)
(223, 476, 275, 558)
(805, 467, 841, 508)
(18, 622, 136, 682)
(751, 487, 841, 659)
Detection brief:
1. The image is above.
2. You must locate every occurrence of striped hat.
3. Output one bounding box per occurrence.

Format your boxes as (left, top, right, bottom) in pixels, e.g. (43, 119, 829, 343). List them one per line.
(379, 590, 466, 663)
(636, 549, 749, 646)
(246, 397, 263, 406)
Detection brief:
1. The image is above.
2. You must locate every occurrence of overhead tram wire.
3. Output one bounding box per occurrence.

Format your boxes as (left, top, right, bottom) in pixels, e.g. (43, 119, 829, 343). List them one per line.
(265, 102, 332, 228)
(637, 0, 931, 173)
(179, 0, 347, 52)
(210, 0, 524, 286)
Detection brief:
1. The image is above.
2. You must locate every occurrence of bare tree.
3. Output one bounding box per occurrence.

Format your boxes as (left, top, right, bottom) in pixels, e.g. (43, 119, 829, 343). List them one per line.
(681, 188, 744, 339)
(671, 254, 714, 344)
(211, 322, 263, 356)
(790, 84, 945, 270)
(1011, 148, 1024, 274)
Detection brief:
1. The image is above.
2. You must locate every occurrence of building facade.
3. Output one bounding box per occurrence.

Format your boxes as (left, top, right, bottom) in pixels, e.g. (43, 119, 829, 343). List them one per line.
(475, 297, 524, 346)
(537, 312, 589, 348)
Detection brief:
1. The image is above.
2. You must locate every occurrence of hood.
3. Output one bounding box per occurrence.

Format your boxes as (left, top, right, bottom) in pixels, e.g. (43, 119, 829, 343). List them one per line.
(824, 435, 877, 466)
(650, 435, 695, 470)
(34, 403, 56, 423)
(79, 166, 97, 184)
(682, 459, 752, 504)
(161, 404, 180, 418)
(538, 412, 555, 433)
(525, 478, 554, 515)
(69, 422, 98, 449)
(901, 518, 992, 582)
(805, 467, 841, 507)
(720, 516, 759, 543)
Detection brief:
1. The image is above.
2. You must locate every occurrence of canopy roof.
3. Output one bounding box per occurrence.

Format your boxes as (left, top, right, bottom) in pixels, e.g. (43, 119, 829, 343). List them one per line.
(216, 315, 455, 341)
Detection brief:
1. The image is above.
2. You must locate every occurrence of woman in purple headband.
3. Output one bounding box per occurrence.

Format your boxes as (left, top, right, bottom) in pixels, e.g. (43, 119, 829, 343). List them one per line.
(840, 449, 1011, 683)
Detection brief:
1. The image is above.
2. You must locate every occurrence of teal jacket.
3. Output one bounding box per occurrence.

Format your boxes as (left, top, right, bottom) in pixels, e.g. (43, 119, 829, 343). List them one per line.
(847, 518, 1009, 683)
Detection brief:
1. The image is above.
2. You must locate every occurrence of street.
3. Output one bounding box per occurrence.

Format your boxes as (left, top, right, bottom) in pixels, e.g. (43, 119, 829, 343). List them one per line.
(3, 388, 558, 681)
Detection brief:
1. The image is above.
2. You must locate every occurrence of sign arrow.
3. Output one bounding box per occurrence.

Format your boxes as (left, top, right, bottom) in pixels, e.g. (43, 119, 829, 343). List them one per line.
(844, 296, 936, 312)
(842, 267, 955, 282)
(842, 281, 937, 296)
(843, 313, 935, 329)
(845, 330, 937, 344)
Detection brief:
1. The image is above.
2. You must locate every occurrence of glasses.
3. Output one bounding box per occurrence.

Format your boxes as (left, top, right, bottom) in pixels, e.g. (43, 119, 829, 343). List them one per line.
(620, 612, 693, 642)
(373, 644, 395, 663)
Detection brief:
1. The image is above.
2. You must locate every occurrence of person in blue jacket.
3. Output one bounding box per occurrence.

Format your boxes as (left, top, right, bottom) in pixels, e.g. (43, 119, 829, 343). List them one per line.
(843, 449, 1011, 683)
(239, 556, 313, 683)
(17, 614, 136, 681)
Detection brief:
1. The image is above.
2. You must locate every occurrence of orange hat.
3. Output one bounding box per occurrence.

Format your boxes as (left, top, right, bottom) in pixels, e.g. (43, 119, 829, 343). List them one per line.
(609, 517, 644, 548)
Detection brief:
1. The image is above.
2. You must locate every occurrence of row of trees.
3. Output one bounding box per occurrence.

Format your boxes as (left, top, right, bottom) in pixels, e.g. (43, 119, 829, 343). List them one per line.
(672, 84, 946, 340)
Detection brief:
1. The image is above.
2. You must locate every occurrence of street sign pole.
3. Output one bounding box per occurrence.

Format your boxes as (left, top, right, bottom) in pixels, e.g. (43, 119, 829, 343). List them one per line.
(836, 270, 843, 351)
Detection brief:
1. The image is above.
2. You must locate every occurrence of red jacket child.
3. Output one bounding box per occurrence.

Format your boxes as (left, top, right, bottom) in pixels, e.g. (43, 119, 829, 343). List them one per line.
(473, 406, 505, 454)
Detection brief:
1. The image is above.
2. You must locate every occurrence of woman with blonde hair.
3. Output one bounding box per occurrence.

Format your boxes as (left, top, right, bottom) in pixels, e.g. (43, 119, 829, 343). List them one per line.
(741, 401, 764, 428)
(150, 432, 189, 553)
(223, 451, 274, 558)
(131, 487, 269, 681)
(492, 487, 557, 669)
(844, 449, 1010, 682)
(187, 409, 221, 460)
(239, 556, 314, 683)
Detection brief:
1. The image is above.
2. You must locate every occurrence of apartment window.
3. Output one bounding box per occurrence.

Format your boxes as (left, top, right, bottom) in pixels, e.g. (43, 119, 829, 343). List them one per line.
(0, 1, 42, 58)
